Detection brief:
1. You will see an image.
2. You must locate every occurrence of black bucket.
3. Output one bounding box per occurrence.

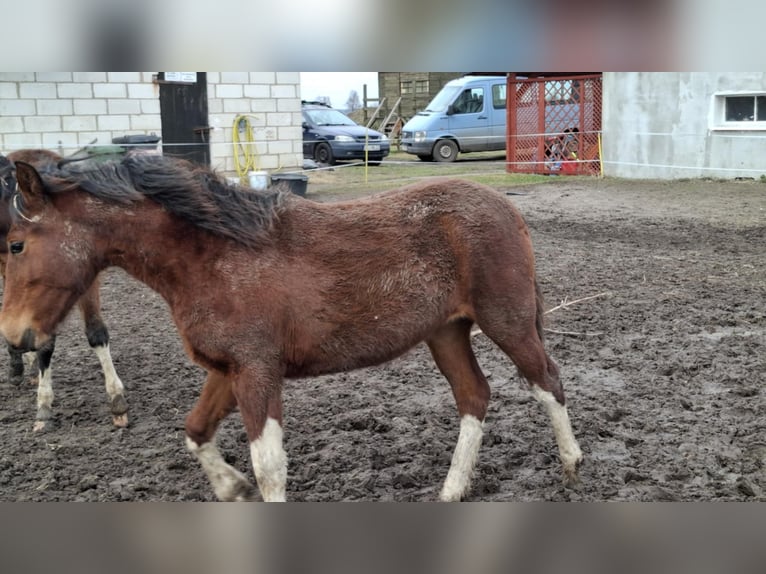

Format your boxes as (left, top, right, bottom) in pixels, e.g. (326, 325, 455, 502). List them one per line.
(112, 134, 161, 151)
(270, 173, 308, 197)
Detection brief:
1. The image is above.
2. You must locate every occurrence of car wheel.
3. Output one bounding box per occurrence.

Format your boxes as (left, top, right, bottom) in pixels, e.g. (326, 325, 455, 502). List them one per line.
(417, 154, 434, 162)
(314, 142, 335, 165)
(434, 140, 458, 162)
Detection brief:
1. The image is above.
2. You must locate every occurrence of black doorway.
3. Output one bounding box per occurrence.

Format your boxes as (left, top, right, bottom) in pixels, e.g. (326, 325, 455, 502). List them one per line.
(158, 72, 211, 165)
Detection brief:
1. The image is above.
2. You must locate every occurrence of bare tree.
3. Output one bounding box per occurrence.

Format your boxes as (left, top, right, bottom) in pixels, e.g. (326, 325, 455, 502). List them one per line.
(345, 90, 362, 111)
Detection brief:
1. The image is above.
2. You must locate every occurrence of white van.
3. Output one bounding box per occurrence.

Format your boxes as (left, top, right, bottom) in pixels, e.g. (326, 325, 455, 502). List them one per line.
(400, 75, 507, 162)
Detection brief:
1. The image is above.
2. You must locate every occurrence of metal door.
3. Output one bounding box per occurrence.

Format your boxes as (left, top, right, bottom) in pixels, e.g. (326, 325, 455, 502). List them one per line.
(158, 72, 211, 165)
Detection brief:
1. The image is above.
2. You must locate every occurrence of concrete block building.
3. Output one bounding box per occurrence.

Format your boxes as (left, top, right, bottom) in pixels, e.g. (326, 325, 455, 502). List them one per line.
(0, 72, 303, 178)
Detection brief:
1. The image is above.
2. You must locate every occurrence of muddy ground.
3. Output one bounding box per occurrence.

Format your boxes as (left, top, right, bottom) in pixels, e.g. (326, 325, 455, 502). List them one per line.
(0, 175, 763, 501)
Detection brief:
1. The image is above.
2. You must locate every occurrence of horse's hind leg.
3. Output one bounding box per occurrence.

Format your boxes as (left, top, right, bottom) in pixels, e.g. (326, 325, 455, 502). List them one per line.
(427, 319, 491, 502)
(185, 371, 258, 501)
(478, 301, 583, 487)
(78, 283, 128, 427)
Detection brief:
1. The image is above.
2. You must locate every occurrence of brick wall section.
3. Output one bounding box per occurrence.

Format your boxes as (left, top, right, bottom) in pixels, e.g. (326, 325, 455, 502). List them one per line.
(0, 72, 302, 177)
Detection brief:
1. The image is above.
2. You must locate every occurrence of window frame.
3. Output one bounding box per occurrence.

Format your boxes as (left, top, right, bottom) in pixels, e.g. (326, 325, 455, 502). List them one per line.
(710, 92, 766, 131)
(492, 83, 507, 110)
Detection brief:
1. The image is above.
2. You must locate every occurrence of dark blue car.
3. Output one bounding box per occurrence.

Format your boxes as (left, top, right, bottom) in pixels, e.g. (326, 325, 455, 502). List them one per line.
(302, 101, 390, 166)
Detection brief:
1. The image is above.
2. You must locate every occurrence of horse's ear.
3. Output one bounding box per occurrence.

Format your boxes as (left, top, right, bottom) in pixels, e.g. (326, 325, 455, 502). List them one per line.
(13, 161, 47, 209)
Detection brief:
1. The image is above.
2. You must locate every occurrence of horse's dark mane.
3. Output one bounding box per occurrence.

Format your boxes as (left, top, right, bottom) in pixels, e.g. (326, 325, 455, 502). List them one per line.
(0, 154, 14, 200)
(41, 154, 291, 249)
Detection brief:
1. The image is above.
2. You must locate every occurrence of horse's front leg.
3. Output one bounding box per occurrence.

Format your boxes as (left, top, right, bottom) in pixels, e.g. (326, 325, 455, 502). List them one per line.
(249, 392, 287, 502)
(6, 342, 24, 386)
(79, 285, 128, 427)
(233, 366, 287, 502)
(185, 370, 257, 501)
(33, 337, 56, 432)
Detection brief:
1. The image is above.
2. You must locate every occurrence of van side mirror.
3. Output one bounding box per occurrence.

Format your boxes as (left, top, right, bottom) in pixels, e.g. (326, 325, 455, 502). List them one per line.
(302, 121, 309, 130)
(446, 105, 455, 116)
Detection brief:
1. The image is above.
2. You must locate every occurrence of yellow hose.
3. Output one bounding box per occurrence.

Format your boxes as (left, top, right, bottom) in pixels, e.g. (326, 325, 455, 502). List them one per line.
(233, 115, 260, 183)
(598, 132, 604, 177)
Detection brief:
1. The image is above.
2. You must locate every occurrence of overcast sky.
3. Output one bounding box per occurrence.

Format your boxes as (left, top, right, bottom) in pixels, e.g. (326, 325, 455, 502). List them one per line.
(299, 72, 378, 108)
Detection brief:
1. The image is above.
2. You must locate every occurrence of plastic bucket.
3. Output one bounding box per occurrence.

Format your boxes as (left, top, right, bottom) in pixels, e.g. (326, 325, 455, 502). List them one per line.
(248, 170, 269, 190)
(270, 173, 308, 197)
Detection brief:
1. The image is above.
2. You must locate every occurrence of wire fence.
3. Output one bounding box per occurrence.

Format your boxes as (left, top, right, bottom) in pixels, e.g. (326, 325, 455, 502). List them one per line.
(9, 129, 766, 180)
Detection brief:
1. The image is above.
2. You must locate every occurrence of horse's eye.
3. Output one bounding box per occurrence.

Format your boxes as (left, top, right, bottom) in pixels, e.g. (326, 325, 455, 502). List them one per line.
(9, 241, 23, 255)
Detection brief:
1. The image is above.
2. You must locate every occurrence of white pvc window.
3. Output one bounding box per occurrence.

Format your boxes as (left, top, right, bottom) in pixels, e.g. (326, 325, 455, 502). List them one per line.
(711, 93, 766, 130)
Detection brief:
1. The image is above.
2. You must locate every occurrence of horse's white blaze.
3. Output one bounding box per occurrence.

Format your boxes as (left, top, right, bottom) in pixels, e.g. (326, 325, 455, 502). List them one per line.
(185, 437, 253, 501)
(440, 414, 484, 502)
(94, 344, 124, 399)
(531, 386, 583, 471)
(250, 417, 287, 502)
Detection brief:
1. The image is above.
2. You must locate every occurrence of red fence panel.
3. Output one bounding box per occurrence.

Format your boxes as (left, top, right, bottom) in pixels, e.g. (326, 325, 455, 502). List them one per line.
(506, 74, 602, 175)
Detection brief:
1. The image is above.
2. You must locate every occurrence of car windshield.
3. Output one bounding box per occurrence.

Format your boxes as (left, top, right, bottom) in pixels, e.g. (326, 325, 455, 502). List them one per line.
(424, 86, 461, 112)
(305, 108, 357, 126)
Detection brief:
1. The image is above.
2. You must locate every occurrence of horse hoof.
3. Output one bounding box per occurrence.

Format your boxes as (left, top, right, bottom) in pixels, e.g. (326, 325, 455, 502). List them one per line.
(110, 395, 128, 416)
(7, 373, 24, 387)
(563, 459, 584, 489)
(33, 420, 53, 433)
(563, 472, 583, 490)
(112, 413, 129, 428)
(227, 482, 259, 502)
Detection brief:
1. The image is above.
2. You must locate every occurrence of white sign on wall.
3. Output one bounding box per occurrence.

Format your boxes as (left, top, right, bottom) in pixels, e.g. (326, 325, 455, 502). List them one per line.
(164, 72, 197, 83)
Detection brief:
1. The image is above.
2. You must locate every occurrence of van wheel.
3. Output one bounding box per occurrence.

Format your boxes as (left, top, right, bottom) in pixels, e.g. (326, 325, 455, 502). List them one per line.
(417, 154, 434, 162)
(434, 140, 458, 162)
(314, 143, 335, 165)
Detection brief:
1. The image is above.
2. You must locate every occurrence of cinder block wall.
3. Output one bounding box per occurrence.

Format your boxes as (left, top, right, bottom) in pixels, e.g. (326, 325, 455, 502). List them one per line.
(0, 72, 302, 177)
(206, 72, 303, 173)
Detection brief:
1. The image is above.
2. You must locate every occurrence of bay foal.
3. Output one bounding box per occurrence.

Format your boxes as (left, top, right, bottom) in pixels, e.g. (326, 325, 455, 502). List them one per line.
(0, 150, 127, 431)
(0, 155, 581, 500)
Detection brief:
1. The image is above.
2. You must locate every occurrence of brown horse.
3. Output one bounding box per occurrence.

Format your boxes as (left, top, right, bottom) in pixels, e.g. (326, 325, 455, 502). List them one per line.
(0, 149, 127, 431)
(0, 154, 582, 501)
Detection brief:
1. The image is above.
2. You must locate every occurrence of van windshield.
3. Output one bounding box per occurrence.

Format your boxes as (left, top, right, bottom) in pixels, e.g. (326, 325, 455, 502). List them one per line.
(424, 86, 461, 113)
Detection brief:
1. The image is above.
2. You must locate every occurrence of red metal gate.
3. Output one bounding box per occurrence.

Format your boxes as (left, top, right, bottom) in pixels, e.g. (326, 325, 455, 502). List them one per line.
(506, 73, 602, 175)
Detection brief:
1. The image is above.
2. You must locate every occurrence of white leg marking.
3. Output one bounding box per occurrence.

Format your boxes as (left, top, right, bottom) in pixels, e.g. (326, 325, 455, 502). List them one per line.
(531, 387, 583, 480)
(440, 414, 484, 502)
(23, 352, 36, 370)
(250, 417, 287, 502)
(186, 437, 255, 501)
(94, 344, 124, 399)
(33, 365, 54, 431)
(95, 344, 128, 427)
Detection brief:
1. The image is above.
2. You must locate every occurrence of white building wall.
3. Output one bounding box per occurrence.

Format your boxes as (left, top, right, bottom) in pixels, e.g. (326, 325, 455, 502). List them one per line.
(206, 71, 303, 174)
(0, 72, 302, 178)
(602, 72, 766, 179)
